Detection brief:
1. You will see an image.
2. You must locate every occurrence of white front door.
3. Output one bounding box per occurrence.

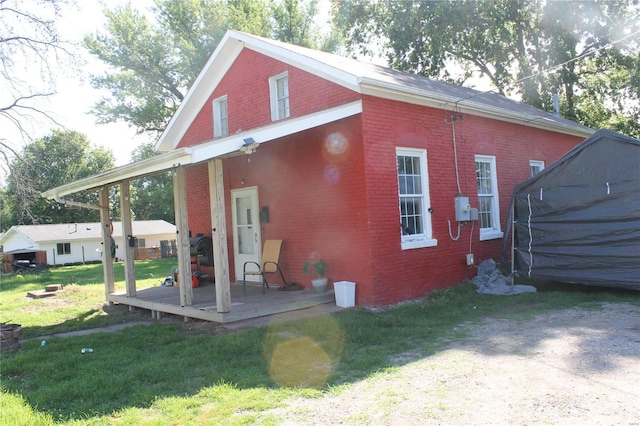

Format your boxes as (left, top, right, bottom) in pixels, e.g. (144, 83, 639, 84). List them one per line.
(231, 187, 261, 281)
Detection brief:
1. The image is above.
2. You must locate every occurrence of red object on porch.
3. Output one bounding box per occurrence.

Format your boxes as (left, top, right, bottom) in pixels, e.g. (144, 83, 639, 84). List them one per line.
(191, 274, 200, 288)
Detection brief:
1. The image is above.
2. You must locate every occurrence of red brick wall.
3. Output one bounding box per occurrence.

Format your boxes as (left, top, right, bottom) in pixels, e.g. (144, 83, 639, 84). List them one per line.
(178, 48, 359, 148)
(360, 95, 583, 305)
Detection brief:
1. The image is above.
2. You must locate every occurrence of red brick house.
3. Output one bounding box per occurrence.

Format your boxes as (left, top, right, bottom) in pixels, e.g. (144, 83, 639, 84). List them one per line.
(43, 31, 592, 320)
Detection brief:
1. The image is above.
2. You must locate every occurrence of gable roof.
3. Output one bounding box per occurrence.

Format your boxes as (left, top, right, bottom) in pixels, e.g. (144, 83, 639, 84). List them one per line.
(156, 30, 592, 152)
(0, 220, 176, 244)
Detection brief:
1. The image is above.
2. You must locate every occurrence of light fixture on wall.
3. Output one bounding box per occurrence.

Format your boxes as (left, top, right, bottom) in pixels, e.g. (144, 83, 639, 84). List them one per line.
(240, 137, 259, 154)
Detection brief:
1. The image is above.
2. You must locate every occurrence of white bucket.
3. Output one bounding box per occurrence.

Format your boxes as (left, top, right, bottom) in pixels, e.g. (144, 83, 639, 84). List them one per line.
(334, 281, 356, 308)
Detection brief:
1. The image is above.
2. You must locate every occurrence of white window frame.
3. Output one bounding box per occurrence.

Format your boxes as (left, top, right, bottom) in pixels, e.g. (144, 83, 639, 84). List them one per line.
(213, 95, 228, 138)
(397, 147, 437, 250)
(269, 72, 290, 121)
(475, 155, 503, 240)
(529, 159, 545, 177)
(56, 242, 71, 255)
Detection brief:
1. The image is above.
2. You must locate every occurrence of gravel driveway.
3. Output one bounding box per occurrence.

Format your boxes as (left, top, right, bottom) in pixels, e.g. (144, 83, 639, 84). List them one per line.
(267, 302, 640, 425)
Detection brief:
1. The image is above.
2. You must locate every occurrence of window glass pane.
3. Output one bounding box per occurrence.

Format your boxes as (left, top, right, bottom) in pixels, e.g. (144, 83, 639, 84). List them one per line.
(398, 175, 406, 194)
(220, 99, 228, 135)
(413, 175, 422, 194)
(214, 97, 228, 137)
(235, 196, 255, 255)
(398, 155, 422, 195)
(397, 156, 405, 174)
(530, 165, 538, 177)
(476, 161, 492, 195)
(478, 196, 493, 228)
(277, 77, 290, 119)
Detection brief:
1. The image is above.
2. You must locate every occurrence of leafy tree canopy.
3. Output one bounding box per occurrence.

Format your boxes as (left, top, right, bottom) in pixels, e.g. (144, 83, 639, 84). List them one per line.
(331, 0, 640, 137)
(1, 129, 116, 227)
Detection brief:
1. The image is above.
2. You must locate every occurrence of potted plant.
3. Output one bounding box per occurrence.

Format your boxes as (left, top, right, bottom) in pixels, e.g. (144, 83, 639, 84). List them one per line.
(303, 258, 327, 293)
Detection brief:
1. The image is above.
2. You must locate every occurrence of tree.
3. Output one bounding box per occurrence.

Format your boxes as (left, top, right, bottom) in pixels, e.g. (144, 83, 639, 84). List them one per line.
(129, 142, 175, 223)
(272, 0, 321, 48)
(84, 0, 330, 138)
(1, 130, 115, 227)
(0, 0, 77, 174)
(331, 0, 639, 132)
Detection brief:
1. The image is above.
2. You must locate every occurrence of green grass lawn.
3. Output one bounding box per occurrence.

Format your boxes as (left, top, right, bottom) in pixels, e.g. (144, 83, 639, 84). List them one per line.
(1, 259, 637, 425)
(0, 258, 177, 339)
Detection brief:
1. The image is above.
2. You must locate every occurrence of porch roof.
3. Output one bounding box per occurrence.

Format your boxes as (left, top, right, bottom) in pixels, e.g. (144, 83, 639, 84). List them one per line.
(41, 101, 362, 199)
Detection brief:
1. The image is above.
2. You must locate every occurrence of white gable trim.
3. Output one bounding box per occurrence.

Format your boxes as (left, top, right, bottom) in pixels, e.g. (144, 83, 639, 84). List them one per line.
(360, 82, 591, 138)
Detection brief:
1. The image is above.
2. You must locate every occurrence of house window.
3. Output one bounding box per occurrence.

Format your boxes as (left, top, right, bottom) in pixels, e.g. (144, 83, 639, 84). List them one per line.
(269, 72, 289, 121)
(136, 238, 146, 248)
(529, 160, 545, 177)
(213, 96, 228, 137)
(56, 243, 71, 255)
(397, 148, 437, 250)
(475, 155, 502, 240)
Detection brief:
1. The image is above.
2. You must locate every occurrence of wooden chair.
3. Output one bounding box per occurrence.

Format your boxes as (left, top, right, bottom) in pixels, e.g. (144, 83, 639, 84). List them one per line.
(243, 239, 287, 294)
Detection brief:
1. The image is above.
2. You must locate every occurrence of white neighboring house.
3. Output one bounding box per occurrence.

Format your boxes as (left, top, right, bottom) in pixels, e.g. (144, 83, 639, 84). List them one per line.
(0, 220, 177, 266)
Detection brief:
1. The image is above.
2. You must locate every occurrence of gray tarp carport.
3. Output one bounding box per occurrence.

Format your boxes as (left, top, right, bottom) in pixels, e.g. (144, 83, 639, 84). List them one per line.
(504, 129, 640, 291)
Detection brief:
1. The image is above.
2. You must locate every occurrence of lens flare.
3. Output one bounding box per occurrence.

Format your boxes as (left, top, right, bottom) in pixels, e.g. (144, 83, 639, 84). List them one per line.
(323, 165, 340, 184)
(265, 315, 345, 389)
(324, 132, 348, 156)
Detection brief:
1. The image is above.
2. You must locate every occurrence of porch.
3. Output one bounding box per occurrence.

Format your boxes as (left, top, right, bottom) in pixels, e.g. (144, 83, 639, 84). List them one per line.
(107, 281, 337, 323)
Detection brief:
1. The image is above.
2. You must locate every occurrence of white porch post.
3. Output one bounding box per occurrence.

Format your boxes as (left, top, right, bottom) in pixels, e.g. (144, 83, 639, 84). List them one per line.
(119, 180, 136, 297)
(173, 166, 193, 306)
(99, 186, 115, 298)
(208, 159, 231, 313)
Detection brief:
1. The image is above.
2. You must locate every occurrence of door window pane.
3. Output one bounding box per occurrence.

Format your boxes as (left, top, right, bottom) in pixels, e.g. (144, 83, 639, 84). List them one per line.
(235, 196, 255, 255)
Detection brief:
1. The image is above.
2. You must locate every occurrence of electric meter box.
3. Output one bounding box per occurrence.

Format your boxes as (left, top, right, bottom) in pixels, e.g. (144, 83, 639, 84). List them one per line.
(454, 196, 471, 221)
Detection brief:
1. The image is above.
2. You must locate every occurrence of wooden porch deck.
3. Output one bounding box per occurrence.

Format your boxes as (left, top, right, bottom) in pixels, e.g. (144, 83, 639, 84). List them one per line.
(107, 281, 336, 323)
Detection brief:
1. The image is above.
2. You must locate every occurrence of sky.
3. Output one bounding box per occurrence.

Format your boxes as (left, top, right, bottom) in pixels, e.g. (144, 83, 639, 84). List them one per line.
(51, 1, 155, 166)
(1, 0, 155, 168)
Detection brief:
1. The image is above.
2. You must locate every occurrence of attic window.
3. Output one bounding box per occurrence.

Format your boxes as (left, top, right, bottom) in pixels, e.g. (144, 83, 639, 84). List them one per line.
(213, 95, 228, 137)
(269, 72, 289, 121)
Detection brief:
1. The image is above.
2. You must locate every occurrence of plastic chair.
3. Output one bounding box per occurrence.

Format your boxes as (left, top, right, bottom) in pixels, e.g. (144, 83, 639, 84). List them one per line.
(243, 239, 287, 294)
